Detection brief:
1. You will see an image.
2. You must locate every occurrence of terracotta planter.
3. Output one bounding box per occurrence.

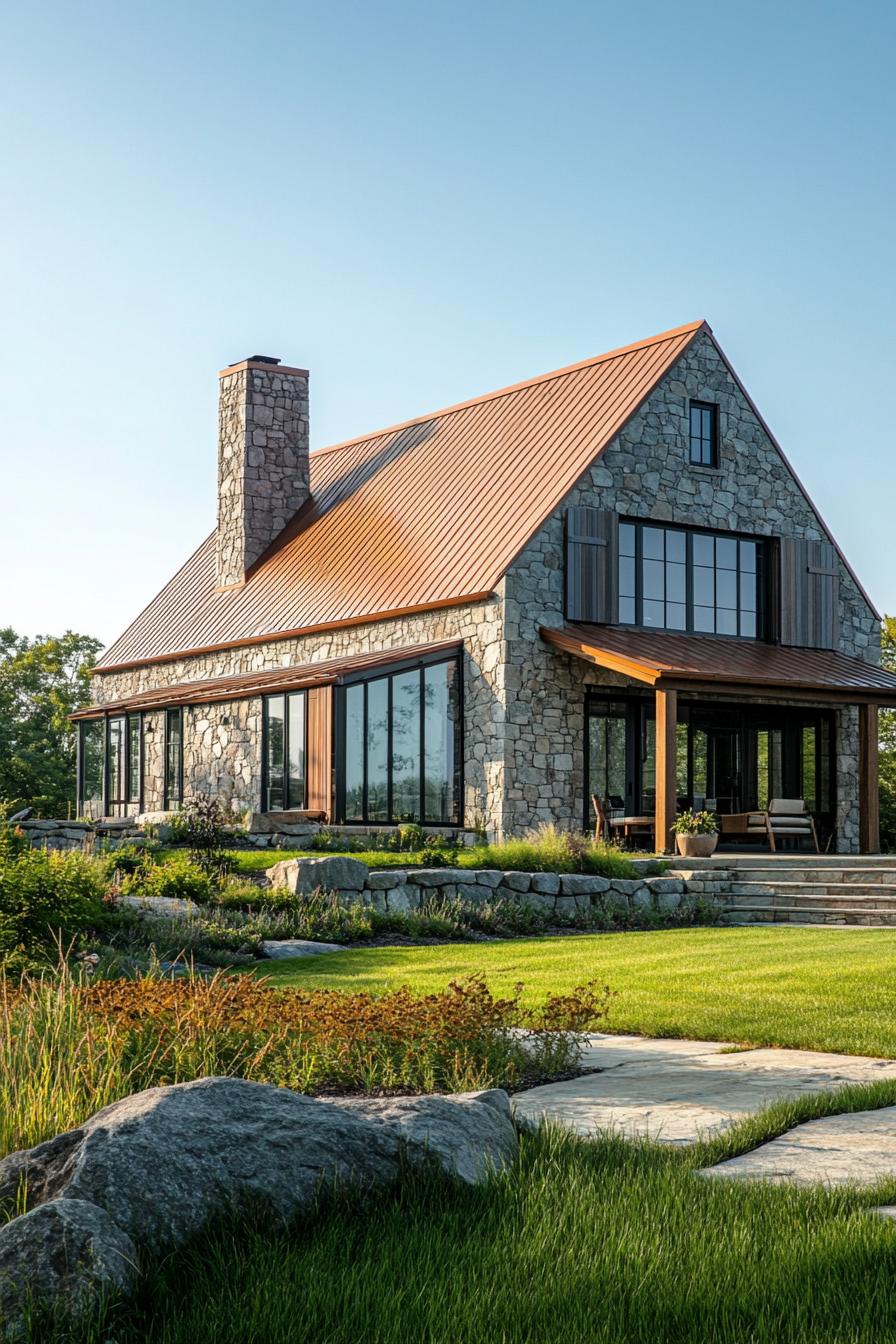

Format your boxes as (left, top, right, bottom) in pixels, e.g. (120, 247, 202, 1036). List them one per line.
(675, 832, 718, 858)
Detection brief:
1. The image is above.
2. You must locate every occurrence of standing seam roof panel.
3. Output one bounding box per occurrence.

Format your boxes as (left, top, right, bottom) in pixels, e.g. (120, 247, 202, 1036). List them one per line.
(97, 324, 707, 669)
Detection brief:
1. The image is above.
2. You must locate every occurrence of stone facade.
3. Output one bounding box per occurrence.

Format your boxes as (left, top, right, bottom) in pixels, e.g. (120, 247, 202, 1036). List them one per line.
(500, 329, 880, 850)
(216, 360, 310, 588)
(88, 330, 880, 850)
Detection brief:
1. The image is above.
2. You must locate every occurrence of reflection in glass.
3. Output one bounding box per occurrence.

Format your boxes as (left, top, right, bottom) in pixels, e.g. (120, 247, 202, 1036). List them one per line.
(107, 717, 125, 807)
(424, 662, 457, 823)
(588, 705, 627, 805)
(344, 685, 364, 820)
(80, 720, 105, 817)
(367, 679, 389, 822)
(391, 671, 421, 821)
(265, 696, 285, 811)
(127, 715, 141, 803)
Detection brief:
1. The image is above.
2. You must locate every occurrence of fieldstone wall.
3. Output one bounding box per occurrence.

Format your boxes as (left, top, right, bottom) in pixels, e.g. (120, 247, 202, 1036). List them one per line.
(184, 700, 262, 813)
(17, 819, 143, 851)
(266, 853, 699, 921)
(217, 362, 310, 588)
(501, 328, 880, 850)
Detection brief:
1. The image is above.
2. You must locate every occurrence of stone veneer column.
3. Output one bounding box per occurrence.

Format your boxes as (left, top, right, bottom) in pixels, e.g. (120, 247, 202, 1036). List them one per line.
(216, 357, 310, 589)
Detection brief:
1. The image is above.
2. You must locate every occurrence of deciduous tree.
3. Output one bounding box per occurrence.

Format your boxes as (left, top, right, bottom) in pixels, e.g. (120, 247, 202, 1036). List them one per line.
(0, 629, 102, 816)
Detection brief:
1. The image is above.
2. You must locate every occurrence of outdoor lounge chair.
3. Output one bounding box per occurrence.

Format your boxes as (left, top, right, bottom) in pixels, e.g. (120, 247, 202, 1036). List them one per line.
(719, 811, 771, 846)
(765, 798, 820, 853)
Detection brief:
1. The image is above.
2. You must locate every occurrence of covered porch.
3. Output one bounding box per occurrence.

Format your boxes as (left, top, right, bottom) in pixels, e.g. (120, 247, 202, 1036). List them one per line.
(542, 624, 896, 855)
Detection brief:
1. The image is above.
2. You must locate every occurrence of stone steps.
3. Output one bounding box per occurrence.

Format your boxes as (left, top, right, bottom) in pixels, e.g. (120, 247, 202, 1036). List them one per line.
(673, 855, 896, 927)
(725, 881, 896, 899)
(722, 904, 896, 927)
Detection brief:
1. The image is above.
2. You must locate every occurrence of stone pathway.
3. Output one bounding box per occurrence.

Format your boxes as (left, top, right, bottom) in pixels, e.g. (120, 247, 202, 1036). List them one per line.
(698, 1106, 896, 1186)
(512, 1034, 896, 1146)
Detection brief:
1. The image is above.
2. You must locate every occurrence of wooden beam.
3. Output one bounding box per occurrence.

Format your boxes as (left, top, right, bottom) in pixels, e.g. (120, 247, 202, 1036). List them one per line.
(655, 687, 678, 856)
(859, 702, 880, 854)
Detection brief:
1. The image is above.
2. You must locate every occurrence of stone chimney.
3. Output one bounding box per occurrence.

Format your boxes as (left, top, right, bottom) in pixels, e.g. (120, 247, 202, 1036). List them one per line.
(216, 356, 310, 589)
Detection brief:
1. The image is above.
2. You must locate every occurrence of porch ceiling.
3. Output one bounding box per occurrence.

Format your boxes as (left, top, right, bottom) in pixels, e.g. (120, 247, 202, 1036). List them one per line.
(540, 624, 896, 705)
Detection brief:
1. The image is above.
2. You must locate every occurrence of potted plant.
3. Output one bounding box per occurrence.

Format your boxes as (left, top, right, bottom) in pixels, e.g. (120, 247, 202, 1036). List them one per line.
(673, 808, 719, 858)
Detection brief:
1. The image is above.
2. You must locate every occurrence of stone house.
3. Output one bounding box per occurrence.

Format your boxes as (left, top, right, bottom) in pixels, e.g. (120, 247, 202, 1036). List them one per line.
(74, 321, 896, 852)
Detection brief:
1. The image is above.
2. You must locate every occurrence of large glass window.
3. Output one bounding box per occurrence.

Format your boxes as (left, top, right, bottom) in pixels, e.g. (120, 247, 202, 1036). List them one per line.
(127, 714, 142, 806)
(263, 691, 306, 812)
(164, 708, 183, 809)
(618, 521, 764, 638)
(337, 656, 461, 825)
(689, 401, 718, 466)
(79, 720, 105, 818)
(107, 716, 126, 810)
(587, 702, 627, 806)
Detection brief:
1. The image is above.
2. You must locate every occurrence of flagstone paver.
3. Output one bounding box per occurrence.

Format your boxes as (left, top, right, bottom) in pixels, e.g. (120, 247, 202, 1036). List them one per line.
(698, 1106, 896, 1186)
(512, 1034, 896, 1145)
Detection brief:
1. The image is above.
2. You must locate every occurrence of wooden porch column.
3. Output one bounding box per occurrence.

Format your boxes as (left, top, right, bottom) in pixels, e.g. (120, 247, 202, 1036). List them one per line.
(859, 702, 880, 854)
(655, 686, 678, 856)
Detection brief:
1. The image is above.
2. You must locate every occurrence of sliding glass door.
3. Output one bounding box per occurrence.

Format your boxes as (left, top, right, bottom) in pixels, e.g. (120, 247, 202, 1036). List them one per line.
(585, 693, 834, 841)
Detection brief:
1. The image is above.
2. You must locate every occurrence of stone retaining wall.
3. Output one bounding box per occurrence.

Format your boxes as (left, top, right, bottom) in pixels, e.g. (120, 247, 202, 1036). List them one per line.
(267, 854, 719, 921)
(15, 819, 143, 852)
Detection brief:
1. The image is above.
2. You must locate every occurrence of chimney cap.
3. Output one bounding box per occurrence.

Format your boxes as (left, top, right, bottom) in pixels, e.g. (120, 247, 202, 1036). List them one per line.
(230, 355, 281, 366)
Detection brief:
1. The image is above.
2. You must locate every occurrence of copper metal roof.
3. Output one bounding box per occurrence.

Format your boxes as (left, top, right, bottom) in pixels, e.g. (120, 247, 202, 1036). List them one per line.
(542, 624, 896, 703)
(73, 640, 462, 719)
(97, 318, 878, 673)
(96, 322, 707, 671)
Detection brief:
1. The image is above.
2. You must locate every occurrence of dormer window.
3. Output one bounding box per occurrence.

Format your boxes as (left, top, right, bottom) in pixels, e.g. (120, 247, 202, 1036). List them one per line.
(689, 401, 719, 467)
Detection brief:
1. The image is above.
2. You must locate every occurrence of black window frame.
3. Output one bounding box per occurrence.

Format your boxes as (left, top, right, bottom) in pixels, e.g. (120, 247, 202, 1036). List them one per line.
(618, 519, 768, 640)
(261, 689, 308, 813)
(163, 707, 184, 810)
(689, 400, 719, 467)
(333, 652, 463, 827)
(77, 711, 144, 818)
(126, 712, 143, 810)
(77, 717, 106, 818)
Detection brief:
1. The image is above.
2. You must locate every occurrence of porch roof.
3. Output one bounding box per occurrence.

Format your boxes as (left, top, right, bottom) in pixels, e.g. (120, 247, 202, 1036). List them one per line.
(541, 624, 896, 705)
(71, 639, 463, 720)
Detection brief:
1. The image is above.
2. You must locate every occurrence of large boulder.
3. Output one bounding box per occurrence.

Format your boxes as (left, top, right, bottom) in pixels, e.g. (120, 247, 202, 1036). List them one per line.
(0, 1077, 399, 1254)
(118, 894, 202, 920)
(333, 1089, 518, 1184)
(266, 855, 368, 895)
(0, 1078, 518, 1330)
(0, 1198, 136, 1327)
(258, 938, 347, 959)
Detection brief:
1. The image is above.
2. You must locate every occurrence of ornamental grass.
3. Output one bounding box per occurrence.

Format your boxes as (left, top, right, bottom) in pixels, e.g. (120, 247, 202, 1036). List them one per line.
(0, 970, 610, 1162)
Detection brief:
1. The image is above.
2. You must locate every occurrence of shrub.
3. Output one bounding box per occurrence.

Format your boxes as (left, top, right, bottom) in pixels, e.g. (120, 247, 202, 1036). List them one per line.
(397, 823, 425, 851)
(182, 797, 234, 876)
(0, 831, 107, 961)
(97, 843, 150, 879)
(120, 854, 215, 905)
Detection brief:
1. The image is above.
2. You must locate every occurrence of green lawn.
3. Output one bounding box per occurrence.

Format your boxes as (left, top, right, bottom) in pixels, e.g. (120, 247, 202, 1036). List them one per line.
(33, 926, 896, 1341)
(254, 925, 896, 1058)
(55, 1116, 896, 1344)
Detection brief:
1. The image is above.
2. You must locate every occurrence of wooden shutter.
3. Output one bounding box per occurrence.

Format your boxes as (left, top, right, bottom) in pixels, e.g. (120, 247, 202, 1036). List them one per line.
(305, 686, 333, 818)
(778, 537, 839, 650)
(565, 507, 618, 624)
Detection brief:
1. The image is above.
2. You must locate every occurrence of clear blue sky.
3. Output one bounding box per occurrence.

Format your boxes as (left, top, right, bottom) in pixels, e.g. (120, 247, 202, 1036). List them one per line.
(2, 0, 894, 646)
